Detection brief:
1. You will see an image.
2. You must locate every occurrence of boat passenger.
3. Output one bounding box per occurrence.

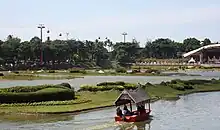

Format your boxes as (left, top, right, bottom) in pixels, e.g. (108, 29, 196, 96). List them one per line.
(116, 107, 123, 117)
(140, 105, 146, 114)
(123, 105, 132, 116)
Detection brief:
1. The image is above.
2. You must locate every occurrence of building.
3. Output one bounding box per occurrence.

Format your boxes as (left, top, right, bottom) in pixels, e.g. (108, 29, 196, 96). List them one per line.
(183, 44, 220, 64)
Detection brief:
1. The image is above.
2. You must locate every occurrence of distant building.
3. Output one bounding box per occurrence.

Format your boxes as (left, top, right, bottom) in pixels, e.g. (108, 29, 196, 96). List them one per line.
(182, 44, 220, 64)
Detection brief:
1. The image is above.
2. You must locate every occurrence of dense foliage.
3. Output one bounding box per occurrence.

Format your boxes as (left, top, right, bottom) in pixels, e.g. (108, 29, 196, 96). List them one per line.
(0, 35, 217, 69)
(79, 79, 220, 92)
(0, 84, 75, 103)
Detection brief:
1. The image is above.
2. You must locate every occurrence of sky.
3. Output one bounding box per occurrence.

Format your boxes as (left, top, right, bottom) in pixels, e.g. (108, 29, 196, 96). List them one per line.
(0, 0, 220, 47)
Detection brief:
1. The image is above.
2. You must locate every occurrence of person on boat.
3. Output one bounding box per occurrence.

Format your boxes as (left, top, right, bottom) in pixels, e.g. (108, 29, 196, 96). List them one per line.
(123, 105, 132, 116)
(116, 107, 123, 117)
(140, 105, 146, 114)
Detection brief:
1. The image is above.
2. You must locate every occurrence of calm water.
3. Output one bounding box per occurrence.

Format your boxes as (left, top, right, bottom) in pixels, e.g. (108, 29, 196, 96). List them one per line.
(1, 92, 220, 130)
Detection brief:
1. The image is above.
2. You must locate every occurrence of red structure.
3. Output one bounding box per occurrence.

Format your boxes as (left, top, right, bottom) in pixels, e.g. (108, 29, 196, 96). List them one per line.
(114, 87, 151, 122)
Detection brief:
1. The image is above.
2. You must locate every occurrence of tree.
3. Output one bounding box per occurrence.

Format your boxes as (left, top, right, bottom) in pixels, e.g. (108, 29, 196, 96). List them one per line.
(202, 38, 212, 46)
(183, 38, 201, 52)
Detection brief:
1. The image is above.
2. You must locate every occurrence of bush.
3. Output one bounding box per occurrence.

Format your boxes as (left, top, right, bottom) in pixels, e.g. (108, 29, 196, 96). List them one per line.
(97, 81, 125, 86)
(145, 82, 153, 86)
(123, 83, 137, 90)
(0, 88, 75, 103)
(183, 79, 212, 85)
(170, 84, 185, 91)
(0, 73, 4, 76)
(170, 79, 182, 84)
(69, 69, 86, 74)
(160, 81, 167, 86)
(0, 84, 70, 93)
(114, 86, 124, 91)
(183, 85, 194, 89)
(48, 70, 55, 73)
(79, 85, 113, 92)
(132, 69, 140, 73)
(145, 69, 159, 74)
(79, 83, 137, 92)
(116, 67, 126, 73)
(59, 83, 72, 89)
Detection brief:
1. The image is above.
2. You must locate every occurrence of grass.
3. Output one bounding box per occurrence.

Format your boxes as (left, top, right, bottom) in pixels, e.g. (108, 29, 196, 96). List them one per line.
(0, 91, 119, 114)
(1, 79, 220, 114)
(0, 73, 82, 80)
(2, 69, 168, 77)
(36, 88, 66, 93)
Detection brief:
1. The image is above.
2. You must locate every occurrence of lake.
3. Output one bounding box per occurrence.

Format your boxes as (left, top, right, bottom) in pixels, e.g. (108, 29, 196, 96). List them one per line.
(1, 92, 220, 130)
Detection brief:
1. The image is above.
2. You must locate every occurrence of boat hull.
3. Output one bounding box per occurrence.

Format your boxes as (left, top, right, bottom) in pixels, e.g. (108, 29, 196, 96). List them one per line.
(115, 109, 151, 122)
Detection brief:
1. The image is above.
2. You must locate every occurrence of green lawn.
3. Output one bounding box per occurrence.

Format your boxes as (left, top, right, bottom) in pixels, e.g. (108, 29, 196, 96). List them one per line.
(0, 73, 82, 80)
(0, 91, 120, 114)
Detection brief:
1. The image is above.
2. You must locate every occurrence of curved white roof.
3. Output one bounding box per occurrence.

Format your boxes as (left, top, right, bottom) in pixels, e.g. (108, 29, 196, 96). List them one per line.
(183, 44, 220, 57)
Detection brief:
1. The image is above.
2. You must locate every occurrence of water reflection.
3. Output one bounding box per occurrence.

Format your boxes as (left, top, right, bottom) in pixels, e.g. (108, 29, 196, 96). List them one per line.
(0, 113, 74, 123)
(116, 120, 152, 130)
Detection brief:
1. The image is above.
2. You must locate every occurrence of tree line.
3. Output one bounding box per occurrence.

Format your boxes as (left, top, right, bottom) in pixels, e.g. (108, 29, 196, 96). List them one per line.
(0, 35, 217, 70)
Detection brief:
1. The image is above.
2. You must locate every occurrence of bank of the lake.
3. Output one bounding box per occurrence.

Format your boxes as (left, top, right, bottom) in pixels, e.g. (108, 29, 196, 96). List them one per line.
(0, 73, 83, 80)
(1, 79, 220, 114)
(0, 69, 201, 81)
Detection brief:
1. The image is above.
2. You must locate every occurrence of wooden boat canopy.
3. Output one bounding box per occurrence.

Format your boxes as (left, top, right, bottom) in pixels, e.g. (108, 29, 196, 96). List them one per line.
(114, 87, 150, 106)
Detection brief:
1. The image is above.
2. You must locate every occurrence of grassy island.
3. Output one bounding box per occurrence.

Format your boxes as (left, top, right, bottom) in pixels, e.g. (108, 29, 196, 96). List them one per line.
(1, 79, 220, 114)
(0, 68, 200, 80)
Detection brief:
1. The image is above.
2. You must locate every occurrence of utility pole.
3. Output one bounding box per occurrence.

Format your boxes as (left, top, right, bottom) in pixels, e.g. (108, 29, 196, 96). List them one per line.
(37, 24, 45, 65)
(122, 32, 127, 43)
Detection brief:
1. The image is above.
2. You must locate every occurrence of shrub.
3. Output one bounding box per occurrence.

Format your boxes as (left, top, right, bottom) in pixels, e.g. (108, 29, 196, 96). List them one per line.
(145, 82, 153, 86)
(183, 85, 194, 89)
(79, 82, 138, 92)
(48, 70, 55, 73)
(132, 69, 140, 73)
(170, 84, 185, 91)
(0, 84, 69, 93)
(145, 69, 160, 74)
(116, 67, 126, 73)
(160, 81, 167, 86)
(69, 69, 86, 74)
(97, 81, 125, 86)
(13, 71, 19, 74)
(0, 88, 75, 103)
(170, 79, 182, 84)
(183, 79, 212, 85)
(123, 83, 137, 90)
(79, 84, 136, 92)
(36, 87, 66, 93)
(59, 83, 72, 89)
(0, 73, 4, 76)
(114, 86, 125, 91)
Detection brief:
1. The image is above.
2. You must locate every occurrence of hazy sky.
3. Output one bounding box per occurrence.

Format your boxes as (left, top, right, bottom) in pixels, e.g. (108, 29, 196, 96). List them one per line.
(0, 0, 220, 46)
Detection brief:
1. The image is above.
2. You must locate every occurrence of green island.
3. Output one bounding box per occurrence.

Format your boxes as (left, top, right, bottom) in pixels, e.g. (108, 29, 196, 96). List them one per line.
(0, 66, 202, 80)
(0, 79, 220, 114)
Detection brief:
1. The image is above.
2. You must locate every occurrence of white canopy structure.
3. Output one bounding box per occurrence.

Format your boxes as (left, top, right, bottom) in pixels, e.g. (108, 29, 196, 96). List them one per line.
(183, 44, 220, 58)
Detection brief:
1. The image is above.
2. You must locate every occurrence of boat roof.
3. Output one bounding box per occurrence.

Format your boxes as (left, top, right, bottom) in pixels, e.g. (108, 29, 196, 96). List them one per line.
(114, 87, 150, 106)
(183, 44, 220, 58)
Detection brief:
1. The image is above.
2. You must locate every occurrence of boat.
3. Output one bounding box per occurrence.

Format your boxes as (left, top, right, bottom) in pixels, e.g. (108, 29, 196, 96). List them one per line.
(114, 86, 151, 122)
